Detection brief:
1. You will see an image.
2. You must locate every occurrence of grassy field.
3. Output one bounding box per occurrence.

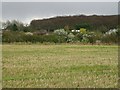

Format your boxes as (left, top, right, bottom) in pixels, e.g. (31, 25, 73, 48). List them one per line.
(2, 44, 118, 88)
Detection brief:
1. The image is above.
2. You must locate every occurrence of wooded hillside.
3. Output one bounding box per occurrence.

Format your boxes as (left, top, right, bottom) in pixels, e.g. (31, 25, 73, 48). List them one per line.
(30, 15, 118, 31)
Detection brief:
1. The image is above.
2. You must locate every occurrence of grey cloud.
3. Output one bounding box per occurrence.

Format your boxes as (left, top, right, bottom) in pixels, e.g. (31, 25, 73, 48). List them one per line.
(2, 2, 118, 24)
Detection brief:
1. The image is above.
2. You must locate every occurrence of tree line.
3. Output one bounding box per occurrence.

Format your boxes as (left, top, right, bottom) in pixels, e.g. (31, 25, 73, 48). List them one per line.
(2, 15, 119, 44)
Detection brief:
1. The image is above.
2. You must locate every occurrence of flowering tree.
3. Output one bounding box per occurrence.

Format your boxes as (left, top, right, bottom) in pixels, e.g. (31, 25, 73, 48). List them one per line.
(67, 33, 75, 42)
(80, 28, 87, 34)
(54, 29, 68, 36)
(54, 29, 68, 43)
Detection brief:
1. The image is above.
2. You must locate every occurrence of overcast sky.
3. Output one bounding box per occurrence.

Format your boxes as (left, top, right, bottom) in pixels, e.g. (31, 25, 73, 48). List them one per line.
(2, 2, 118, 24)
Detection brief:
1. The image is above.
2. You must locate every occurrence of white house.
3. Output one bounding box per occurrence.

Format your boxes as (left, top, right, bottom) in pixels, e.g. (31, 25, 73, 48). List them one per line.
(71, 30, 80, 32)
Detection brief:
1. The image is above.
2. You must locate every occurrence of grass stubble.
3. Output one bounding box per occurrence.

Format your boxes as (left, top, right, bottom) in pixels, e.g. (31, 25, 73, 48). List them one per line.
(2, 44, 118, 88)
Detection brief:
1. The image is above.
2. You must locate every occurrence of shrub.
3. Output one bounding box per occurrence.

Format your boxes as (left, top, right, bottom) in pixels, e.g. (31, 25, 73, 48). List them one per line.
(54, 29, 68, 36)
(67, 33, 76, 42)
(81, 37, 89, 43)
(97, 26, 108, 33)
(86, 32, 96, 44)
(54, 29, 68, 43)
(42, 34, 59, 43)
(80, 28, 87, 34)
(2, 31, 25, 43)
(101, 29, 118, 44)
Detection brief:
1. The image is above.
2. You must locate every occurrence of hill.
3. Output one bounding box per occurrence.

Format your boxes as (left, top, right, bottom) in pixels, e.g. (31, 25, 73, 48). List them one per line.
(30, 15, 118, 31)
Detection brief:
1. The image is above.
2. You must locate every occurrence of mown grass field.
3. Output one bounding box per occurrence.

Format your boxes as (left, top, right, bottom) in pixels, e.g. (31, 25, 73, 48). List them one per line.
(2, 44, 118, 88)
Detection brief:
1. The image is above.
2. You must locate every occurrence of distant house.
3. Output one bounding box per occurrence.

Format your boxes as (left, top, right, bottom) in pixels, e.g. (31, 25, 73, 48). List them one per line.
(33, 30, 48, 35)
(25, 32, 33, 36)
(71, 30, 80, 32)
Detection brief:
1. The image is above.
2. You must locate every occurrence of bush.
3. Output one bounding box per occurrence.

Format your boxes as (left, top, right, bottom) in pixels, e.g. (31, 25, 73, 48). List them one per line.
(2, 31, 67, 43)
(86, 32, 97, 44)
(67, 33, 76, 42)
(97, 26, 108, 33)
(2, 27, 118, 44)
(42, 34, 59, 43)
(54, 29, 68, 35)
(101, 33, 118, 44)
(2, 31, 25, 43)
(101, 29, 118, 44)
(80, 28, 87, 34)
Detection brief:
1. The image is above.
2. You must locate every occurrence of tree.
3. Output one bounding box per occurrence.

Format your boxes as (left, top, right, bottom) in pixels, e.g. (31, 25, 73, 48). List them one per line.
(2, 20, 11, 30)
(80, 28, 87, 34)
(75, 23, 91, 30)
(67, 33, 75, 42)
(54, 29, 68, 36)
(4, 20, 25, 31)
(54, 29, 68, 43)
(97, 25, 108, 33)
(12, 24, 18, 31)
(64, 25, 70, 33)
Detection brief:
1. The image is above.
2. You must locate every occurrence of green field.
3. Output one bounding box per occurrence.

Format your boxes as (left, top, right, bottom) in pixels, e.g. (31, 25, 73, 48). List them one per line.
(2, 44, 118, 88)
